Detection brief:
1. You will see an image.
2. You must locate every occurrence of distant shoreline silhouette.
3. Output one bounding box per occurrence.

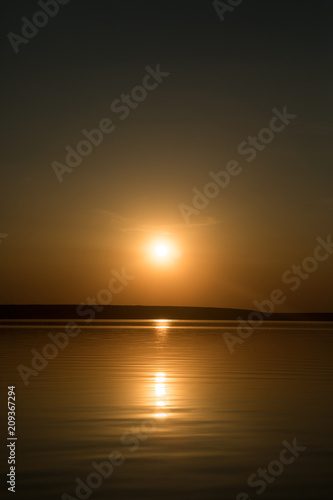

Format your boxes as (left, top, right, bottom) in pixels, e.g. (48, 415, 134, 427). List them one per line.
(0, 305, 332, 322)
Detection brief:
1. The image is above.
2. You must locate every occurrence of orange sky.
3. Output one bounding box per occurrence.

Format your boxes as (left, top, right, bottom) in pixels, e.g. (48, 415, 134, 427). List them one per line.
(1, 1, 332, 311)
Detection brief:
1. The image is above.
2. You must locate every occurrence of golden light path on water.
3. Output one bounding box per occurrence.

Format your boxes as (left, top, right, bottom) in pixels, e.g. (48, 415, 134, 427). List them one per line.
(154, 319, 170, 330)
(153, 320, 170, 419)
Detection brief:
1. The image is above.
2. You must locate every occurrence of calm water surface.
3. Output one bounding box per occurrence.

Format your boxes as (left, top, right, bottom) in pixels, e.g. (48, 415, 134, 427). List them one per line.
(0, 320, 332, 499)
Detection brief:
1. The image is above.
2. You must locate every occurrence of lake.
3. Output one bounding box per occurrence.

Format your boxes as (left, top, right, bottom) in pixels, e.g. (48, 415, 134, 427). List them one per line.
(0, 320, 332, 499)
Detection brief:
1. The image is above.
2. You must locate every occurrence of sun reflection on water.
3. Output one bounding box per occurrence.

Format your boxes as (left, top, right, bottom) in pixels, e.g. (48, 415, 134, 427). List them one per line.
(155, 319, 170, 330)
(154, 319, 170, 347)
(154, 371, 168, 419)
(152, 321, 171, 419)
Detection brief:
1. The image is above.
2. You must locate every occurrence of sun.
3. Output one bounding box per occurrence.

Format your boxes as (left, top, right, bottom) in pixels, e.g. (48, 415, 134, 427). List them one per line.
(147, 237, 180, 266)
(154, 243, 169, 259)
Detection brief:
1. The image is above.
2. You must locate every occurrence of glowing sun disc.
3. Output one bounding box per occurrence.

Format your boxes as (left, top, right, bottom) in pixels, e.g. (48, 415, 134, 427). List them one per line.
(146, 236, 180, 266)
(155, 244, 169, 258)
(149, 239, 173, 264)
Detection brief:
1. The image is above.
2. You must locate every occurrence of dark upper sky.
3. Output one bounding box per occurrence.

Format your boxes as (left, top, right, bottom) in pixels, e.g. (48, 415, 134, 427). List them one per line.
(1, 0, 333, 310)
